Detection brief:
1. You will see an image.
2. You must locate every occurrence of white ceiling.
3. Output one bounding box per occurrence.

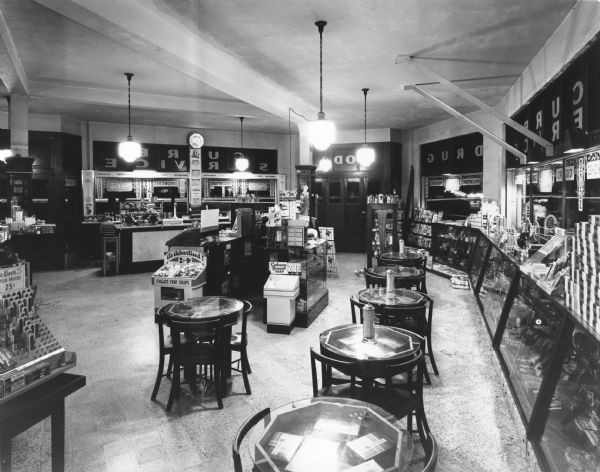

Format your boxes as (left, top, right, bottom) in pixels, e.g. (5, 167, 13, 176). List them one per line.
(0, 0, 579, 135)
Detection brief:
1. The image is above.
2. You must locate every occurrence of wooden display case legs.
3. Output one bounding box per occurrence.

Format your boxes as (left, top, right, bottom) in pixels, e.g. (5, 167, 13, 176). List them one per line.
(0, 373, 86, 472)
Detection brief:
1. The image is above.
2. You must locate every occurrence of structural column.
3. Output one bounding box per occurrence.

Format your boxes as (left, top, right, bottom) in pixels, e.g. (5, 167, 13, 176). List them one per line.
(9, 93, 28, 157)
(297, 122, 312, 166)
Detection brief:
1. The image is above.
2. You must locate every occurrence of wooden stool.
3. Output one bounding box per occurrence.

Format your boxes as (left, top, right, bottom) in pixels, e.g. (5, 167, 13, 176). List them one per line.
(100, 224, 120, 276)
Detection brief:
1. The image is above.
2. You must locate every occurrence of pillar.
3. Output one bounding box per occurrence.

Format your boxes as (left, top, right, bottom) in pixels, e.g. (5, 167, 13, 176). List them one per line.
(297, 122, 312, 165)
(9, 93, 28, 156)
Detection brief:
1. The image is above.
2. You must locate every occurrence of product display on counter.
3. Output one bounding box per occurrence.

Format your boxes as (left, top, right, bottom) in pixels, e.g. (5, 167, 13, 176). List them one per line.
(152, 248, 207, 310)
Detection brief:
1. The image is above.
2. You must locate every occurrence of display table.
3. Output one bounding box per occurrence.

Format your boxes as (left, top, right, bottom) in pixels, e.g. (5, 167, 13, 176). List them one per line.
(245, 397, 413, 472)
(377, 251, 425, 268)
(357, 287, 426, 308)
(158, 296, 243, 388)
(320, 324, 422, 380)
(0, 373, 86, 472)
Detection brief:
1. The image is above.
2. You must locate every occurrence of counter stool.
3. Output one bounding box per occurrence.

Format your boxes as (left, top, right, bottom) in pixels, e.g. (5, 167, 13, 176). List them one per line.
(100, 224, 120, 276)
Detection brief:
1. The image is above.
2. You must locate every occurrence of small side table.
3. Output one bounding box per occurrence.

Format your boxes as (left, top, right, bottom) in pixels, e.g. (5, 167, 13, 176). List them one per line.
(0, 373, 86, 472)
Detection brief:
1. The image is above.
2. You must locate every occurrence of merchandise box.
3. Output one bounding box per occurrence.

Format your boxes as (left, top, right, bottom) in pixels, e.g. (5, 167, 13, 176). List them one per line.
(152, 249, 207, 309)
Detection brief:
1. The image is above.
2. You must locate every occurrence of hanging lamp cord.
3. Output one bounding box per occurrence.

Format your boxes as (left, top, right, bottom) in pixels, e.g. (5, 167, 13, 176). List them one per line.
(362, 88, 369, 144)
(316, 21, 327, 115)
(125, 72, 134, 139)
(239, 116, 244, 150)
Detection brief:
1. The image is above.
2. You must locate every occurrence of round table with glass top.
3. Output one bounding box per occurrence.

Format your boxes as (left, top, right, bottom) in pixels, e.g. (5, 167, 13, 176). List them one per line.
(159, 296, 243, 326)
(378, 251, 425, 268)
(245, 396, 414, 472)
(158, 296, 244, 386)
(358, 287, 427, 308)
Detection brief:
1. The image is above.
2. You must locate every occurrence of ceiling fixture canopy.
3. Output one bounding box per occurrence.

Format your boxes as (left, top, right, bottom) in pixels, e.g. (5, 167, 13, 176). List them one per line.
(235, 116, 249, 172)
(308, 20, 335, 151)
(357, 88, 375, 168)
(118, 72, 142, 163)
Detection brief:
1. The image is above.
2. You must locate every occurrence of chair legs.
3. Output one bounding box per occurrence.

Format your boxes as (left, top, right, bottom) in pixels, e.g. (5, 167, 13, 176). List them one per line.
(427, 335, 439, 376)
(151, 354, 165, 400)
(242, 348, 252, 374)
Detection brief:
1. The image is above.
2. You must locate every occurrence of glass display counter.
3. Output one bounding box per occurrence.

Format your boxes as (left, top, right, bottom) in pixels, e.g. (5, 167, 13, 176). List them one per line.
(468, 233, 491, 288)
(498, 275, 565, 425)
(475, 246, 519, 338)
(287, 239, 328, 327)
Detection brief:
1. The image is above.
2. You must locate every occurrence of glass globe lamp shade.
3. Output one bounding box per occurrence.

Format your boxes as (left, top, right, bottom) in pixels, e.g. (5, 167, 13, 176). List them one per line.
(309, 113, 335, 151)
(317, 157, 333, 172)
(0, 149, 12, 162)
(235, 156, 249, 172)
(357, 146, 375, 168)
(118, 138, 142, 163)
(444, 177, 461, 193)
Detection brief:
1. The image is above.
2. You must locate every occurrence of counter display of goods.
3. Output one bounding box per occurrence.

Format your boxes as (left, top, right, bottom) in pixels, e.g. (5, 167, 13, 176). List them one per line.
(152, 249, 207, 310)
(0, 258, 75, 402)
(468, 233, 491, 287)
(476, 247, 519, 338)
(498, 275, 564, 424)
(431, 224, 477, 272)
(365, 203, 398, 267)
(537, 327, 600, 472)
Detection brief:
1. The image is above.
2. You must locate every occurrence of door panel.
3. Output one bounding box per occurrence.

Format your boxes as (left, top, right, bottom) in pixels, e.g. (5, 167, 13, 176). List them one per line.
(342, 178, 365, 252)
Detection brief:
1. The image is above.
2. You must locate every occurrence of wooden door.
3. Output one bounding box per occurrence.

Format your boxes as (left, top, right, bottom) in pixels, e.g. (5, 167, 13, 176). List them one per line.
(342, 177, 366, 252)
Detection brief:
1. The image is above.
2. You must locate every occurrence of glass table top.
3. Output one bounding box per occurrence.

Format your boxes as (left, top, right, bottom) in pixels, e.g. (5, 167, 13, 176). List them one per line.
(160, 296, 243, 321)
(320, 324, 420, 361)
(379, 251, 423, 261)
(358, 288, 426, 307)
(366, 266, 424, 278)
(246, 397, 414, 472)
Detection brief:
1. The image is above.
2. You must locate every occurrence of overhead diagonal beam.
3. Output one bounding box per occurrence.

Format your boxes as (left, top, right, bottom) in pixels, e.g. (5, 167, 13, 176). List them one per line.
(0, 10, 28, 94)
(405, 84, 527, 162)
(406, 57, 553, 156)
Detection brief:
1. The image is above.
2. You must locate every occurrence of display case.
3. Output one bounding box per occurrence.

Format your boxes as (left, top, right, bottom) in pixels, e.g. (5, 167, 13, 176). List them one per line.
(407, 208, 434, 252)
(365, 203, 398, 267)
(287, 239, 328, 327)
(468, 233, 491, 288)
(475, 245, 519, 338)
(430, 223, 478, 272)
(201, 172, 285, 204)
(535, 323, 600, 472)
(497, 275, 566, 425)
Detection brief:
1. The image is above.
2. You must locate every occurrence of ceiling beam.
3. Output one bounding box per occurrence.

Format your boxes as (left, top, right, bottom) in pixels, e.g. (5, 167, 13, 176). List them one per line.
(0, 10, 28, 94)
(29, 81, 267, 117)
(405, 84, 527, 162)
(406, 57, 554, 156)
(33, 0, 315, 124)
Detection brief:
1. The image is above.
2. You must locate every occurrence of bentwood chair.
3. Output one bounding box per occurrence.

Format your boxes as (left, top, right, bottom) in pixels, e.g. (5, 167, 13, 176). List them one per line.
(151, 311, 192, 402)
(165, 317, 227, 411)
(310, 347, 358, 398)
(230, 300, 253, 395)
(350, 295, 365, 324)
(379, 292, 439, 384)
(362, 350, 433, 455)
(232, 407, 271, 472)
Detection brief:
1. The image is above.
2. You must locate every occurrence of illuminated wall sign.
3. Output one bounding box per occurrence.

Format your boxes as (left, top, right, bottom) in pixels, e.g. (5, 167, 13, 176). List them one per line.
(312, 142, 388, 172)
(505, 37, 600, 165)
(93, 141, 189, 173)
(420, 132, 483, 177)
(201, 146, 277, 173)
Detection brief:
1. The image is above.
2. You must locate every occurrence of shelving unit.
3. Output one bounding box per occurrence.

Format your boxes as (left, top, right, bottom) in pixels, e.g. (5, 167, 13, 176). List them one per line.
(365, 203, 398, 267)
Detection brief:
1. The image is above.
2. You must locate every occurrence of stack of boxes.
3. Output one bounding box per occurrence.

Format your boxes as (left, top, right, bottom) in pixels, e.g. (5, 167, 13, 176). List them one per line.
(565, 215, 600, 327)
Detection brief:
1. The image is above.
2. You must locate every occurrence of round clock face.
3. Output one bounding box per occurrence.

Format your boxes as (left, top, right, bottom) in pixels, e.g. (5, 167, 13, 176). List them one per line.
(188, 132, 204, 149)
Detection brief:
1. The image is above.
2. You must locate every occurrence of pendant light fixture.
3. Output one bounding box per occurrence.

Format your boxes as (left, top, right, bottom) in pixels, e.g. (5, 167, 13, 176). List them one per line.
(118, 72, 142, 163)
(357, 88, 375, 168)
(308, 20, 335, 151)
(235, 116, 249, 172)
(317, 155, 333, 172)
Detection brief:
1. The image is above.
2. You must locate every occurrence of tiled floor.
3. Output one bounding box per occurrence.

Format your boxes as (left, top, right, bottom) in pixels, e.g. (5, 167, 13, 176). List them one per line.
(10, 253, 535, 472)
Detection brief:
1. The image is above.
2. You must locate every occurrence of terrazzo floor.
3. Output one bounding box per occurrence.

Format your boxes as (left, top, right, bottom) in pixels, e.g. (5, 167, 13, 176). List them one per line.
(9, 253, 535, 472)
